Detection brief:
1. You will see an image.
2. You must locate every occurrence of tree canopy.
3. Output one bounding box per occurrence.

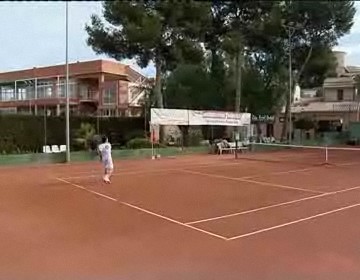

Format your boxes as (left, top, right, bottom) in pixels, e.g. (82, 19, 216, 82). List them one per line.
(86, 0, 356, 141)
(86, 1, 210, 108)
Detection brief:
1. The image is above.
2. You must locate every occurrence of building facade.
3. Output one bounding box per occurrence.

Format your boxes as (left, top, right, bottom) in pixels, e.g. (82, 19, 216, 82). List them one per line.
(0, 60, 150, 117)
(273, 51, 360, 140)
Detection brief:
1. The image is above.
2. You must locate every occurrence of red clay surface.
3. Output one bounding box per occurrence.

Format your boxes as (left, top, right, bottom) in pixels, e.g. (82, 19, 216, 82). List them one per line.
(1, 154, 360, 279)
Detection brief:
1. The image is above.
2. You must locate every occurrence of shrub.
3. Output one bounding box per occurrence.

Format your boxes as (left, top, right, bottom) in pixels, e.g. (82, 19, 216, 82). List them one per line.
(0, 115, 145, 154)
(126, 138, 152, 149)
(188, 127, 204, 146)
(123, 129, 146, 143)
(294, 118, 315, 131)
(74, 123, 96, 151)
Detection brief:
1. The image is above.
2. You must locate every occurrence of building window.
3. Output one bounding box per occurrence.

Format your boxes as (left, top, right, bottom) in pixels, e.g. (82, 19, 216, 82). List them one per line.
(337, 89, 344, 101)
(0, 86, 15, 101)
(79, 84, 90, 99)
(103, 85, 117, 105)
(57, 79, 77, 98)
(37, 80, 54, 99)
(18, 88, 27, 100)
(102, 109, 115, 117)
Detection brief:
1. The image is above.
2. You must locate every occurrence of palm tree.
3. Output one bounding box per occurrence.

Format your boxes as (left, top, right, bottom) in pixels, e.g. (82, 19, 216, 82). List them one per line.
(75, 123, 96, 150)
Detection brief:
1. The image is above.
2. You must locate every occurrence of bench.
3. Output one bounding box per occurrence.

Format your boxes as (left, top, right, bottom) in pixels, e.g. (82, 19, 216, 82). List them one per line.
(42, 145, 67, 154)
(217, 142, 249, 155)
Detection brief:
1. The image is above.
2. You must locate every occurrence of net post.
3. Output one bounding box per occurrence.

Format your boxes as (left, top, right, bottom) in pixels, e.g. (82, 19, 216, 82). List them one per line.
(234, 130, 240, 159)
(150, 123, 155, 160)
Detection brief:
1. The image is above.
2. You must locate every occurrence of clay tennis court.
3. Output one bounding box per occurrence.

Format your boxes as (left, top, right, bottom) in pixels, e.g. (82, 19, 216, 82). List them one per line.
(1, 149, 360, 279)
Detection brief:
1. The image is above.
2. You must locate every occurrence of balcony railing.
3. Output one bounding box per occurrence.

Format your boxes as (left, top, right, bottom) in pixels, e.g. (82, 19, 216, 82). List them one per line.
(79, 90, 98, 101)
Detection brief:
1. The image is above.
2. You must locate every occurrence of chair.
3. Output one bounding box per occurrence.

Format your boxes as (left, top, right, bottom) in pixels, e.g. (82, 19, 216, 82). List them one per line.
(43, 146, 52, 154)
(60, 145, 67, 152)
(51, 145, 60, 153)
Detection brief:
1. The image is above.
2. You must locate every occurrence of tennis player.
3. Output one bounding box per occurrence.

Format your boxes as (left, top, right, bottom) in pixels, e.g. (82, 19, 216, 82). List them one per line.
(98, 135, 114, 184)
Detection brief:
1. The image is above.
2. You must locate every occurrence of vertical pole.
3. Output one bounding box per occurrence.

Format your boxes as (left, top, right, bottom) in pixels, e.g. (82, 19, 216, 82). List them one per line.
(14, 81, 17, 101)
(65, 1, 70, 162)
(150, 124, 155, 160)
(325, 146, 328, 164)
(57, 75, 60, 98)
(34, 78, 38, 115)
(235, 39, 242, 151)
(144, 100, 147, 138)
(288, 27, 293, 144)
(96, 109, 100, 133)
(44, 104, 47, 147)
(356, 87, 359, 121)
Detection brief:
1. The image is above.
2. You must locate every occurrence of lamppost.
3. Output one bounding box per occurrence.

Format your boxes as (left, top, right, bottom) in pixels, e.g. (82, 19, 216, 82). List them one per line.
(65, 1, 70, 162)
(282, 22, 300, 143)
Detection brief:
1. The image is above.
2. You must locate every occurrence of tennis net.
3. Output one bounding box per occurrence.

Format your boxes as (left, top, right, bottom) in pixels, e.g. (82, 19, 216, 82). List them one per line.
(236, 143, 360, 166)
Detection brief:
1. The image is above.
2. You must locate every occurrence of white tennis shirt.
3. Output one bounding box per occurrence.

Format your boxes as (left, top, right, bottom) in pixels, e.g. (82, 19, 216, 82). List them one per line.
(98, 142, 113, 168)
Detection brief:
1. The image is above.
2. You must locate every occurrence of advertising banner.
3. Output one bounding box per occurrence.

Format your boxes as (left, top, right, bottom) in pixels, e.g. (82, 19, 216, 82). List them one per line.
(150, 108, 189, 125)
(150, 108, 251, 126)
(189, 110, 251, 126)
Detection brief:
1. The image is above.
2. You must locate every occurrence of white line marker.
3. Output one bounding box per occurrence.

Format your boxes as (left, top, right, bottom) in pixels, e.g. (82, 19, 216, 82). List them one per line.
(227, 202, 360, 241)
(57, 178, 86, 190)
(119, 201, 227, 240)
(186, 184, 360, 225)
(58, 161, 249, 180)
(180, 169, 325, 194)
(60, 168, 179, 180)
(186, 193, 328, 225)
(242, 166, 320, 179)
(55, 177, 227, 241)
(58, 156, 332, 181)
(241, 178, 325, 194)
(57, 178, 117, 201)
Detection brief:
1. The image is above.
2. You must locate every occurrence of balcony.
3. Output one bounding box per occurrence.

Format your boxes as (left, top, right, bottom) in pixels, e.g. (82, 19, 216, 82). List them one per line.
(79, 90, 99, 103)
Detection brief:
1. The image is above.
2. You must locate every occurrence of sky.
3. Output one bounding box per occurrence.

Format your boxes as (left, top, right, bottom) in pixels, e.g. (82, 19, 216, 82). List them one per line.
(0, 1, 359, 77)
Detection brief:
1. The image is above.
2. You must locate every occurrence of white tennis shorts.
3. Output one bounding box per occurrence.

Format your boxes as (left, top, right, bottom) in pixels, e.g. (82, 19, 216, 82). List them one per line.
(103, 159, 114, 170)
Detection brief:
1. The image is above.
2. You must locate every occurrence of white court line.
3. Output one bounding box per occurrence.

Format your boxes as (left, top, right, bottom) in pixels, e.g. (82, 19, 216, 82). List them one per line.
(242, 166, 320, 180)
(180, 169, 325, 194)
(58, 161, 254, 180)
(186, 184, 360, 225)
(59, 157, 328, 181)
(186, 193, 328, 225)
(57, 178, 117, 201)
(55, 177, 227, 241)
(60, 168, 179, 180)
(241, 178, 325, 194)
(243, 161, 360, 180)
(119, 201, 227, 241)
(227, 202, 360, 241)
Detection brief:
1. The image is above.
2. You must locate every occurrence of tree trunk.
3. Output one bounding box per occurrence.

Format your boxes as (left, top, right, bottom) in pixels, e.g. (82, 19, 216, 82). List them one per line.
(154, 58, 165, 142)
(280, 90, 291, 142)
(179, 126, 189, 147)
(210, 48, 218, 78)
(235, 43, 242, 113)
(235, 40, 243, 140)
(280, 46, 313, 142)
(154, 60, 164, 108)
(256, 122, 262, 142)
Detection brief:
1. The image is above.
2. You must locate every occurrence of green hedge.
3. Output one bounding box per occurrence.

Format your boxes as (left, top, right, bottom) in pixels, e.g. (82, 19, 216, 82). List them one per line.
(0, 146, 209, 166)
(126, 138, 153, 149)
(0, 115, 145, 154)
